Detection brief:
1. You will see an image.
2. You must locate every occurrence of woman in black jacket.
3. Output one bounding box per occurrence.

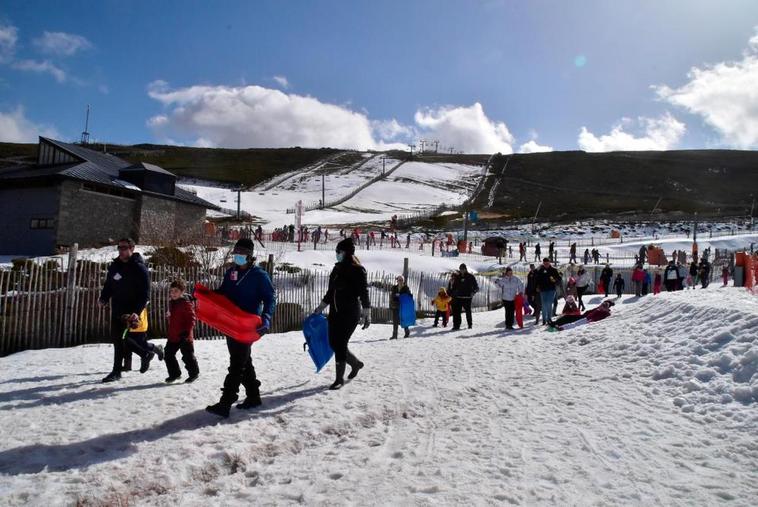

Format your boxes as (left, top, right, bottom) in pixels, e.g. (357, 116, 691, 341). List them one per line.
(314, 238, 371, 390)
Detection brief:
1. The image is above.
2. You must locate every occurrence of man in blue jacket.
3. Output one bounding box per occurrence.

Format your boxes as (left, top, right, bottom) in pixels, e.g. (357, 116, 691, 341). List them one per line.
(206, 238, 276, 418)
(99, 238, 163, 382)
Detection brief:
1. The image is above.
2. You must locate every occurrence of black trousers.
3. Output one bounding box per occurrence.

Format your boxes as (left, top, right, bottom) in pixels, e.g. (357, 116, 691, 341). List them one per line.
(433, 310, 448, 326)
(601, 278, 611, 297)
(503, 300, 515, 328)
(549, 314, 585, 328)
(165, 339, 199, 378)
(109, 316, 143, 372)
(328, 312, 359, 363)
(391, 308, 409, 338)
(452, 297, 473, 329)
(221, 337, 259, 405)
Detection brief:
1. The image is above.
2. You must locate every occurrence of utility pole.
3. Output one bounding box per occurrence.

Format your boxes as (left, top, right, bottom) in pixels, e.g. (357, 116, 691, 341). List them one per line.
(531, 201, 542, 234)
(433, 140, 439, 153)
(462, 210, 469, 243)
(381, 156, 386, 175)
(322, 173, 325, 209)
(236, 185, 242, 220)
(408, 144, 415, 159)
(419, 139, 426, 153)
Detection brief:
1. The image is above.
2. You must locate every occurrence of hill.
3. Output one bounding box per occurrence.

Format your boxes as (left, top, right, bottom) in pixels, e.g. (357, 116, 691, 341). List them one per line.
(472, 150, 758, 223)
(0, 141, 342, 187)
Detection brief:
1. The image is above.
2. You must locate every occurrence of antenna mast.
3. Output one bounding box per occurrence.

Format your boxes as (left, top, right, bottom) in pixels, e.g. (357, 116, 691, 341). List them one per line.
(80, 105, 91, 145)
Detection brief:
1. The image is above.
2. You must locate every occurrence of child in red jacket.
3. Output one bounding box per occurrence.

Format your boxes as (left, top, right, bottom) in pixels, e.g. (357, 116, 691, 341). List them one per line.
(165, 279, 200, 383)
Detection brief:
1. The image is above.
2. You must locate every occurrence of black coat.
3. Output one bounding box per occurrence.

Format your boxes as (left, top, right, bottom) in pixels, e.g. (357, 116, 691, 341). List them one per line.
(390, 284, 411, 309)
(535, 265, 562, 292)
(600, 267, 613, 282)
(448, 272, 479, 298)
(323, 259, 370, 319)
(613, 277, 625, 291)
(99, 253, 150, 316)
(526, 271, 538, 296)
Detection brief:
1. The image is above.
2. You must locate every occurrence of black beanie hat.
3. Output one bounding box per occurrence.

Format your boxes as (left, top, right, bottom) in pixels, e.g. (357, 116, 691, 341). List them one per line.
(336, 237, 355, 256)
(234, 238, 255, 254)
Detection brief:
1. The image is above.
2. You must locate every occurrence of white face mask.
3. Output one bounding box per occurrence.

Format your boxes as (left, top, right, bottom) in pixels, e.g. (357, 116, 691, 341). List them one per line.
(336, 251, 345, 262)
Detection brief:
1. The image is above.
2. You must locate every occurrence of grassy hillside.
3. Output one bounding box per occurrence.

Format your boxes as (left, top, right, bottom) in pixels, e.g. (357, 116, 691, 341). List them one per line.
(471, 150, 758, 223)
(0, 142, 341, 187)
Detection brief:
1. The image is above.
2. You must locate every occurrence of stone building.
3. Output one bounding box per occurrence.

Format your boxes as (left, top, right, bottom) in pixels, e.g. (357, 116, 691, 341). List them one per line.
(0, 137, 218, 256)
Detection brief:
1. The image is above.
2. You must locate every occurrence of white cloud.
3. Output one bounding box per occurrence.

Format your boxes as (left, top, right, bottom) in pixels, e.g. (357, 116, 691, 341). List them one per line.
(654, 27, 758, 149)
(519, 139, 553, 153)
(146, 81, 401, 150)
(272, 75, 289, 89)
(578, 113, 686, 152)
(12, 59, 67, 83)
(33, 31, 93, 56)
(0, 23, 18, 63)
(414, 103, 514, 154)
(0, 106, 59, 143)
(146, 82, 516, 153)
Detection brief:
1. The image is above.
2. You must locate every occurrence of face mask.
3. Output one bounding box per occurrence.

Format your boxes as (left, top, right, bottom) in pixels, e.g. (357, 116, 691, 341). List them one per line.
(233, 254, 248, 266)
(336, 252, 345, 262)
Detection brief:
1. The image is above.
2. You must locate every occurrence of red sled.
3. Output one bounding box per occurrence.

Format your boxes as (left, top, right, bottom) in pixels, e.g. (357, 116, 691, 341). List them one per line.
(194, 283, 262, 344)
(597, 280, 605, 295)
(514, 294, 525, 328)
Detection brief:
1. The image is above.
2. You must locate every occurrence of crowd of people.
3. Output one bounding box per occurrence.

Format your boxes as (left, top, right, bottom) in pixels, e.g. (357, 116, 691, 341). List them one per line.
(95, 230, 731, 418)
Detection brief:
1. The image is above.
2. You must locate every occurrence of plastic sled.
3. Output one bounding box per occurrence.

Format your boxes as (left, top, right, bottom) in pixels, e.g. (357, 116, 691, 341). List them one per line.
(514, 294, 524, 328)
(399, 293, 416, 327)
(194, 283, 262, 344)
(302, 314, 333, 373)
(523, 298, 533, 316)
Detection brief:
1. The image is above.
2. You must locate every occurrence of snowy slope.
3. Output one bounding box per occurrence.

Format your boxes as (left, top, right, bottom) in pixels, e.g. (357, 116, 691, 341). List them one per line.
(180, 157, 483, 227)
(0, 287, 756, 505)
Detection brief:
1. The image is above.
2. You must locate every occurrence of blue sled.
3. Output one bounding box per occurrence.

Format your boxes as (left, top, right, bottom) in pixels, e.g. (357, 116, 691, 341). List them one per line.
(303, 314, 333, 373)
(399, 293, 416, 327)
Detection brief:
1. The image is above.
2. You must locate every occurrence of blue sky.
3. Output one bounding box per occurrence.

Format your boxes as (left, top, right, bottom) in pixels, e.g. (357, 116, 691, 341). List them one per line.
(1, 0, 757, 152)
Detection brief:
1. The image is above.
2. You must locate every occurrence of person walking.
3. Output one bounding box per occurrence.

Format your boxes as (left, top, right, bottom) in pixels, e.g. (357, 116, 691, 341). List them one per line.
(432, 288, 452, 327)
(448, 263, 479, 330)
(494, 267, 524, 330)
(663, 261, 679, 291)
(206, 239, 275, 417)
(535, 258, 561, 325)
(98, 238, 162, 383)
(389, 275, 412, 339)
(632, 264, 645, 296)
(313, 238, 370, 390)
(534, 243, 542, 262)
(164, 279, 200, 383)
(613, 273, 625, 298)
(526, 264, 541, 325)
(600, 264, 613, 298)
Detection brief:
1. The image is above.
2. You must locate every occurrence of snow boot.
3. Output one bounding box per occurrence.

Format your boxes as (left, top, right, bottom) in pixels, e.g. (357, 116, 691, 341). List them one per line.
(154, 344, 165, 361)
(102, 371, 121, 383)
(346, 352, 364, 380)
(185, 372, 200, 383)
(205, 402, 231, 418)
(165, 375, 181, 383)
(237, 379, 262, 409)
(404, 328, 410, 338)
(329, 362, 346, 390)
(140, 351, 155, 373)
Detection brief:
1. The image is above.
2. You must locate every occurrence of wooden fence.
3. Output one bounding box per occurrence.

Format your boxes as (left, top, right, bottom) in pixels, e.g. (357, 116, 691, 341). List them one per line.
(0, 256, 502, 357)
(0, 249, 725, 357)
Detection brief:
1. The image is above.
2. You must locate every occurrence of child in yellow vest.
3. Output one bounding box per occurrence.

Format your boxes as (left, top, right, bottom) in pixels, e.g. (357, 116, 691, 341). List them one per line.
(432, 288, 452, 327)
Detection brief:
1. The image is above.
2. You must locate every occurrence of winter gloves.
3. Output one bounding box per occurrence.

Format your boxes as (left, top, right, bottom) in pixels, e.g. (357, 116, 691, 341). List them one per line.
(361, 307, 371, 329)
(313, 301, 328, 315)
(256, 314, 271, 336)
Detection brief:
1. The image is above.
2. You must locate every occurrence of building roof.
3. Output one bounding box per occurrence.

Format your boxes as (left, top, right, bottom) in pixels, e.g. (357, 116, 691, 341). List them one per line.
(0, 137, 219, 210)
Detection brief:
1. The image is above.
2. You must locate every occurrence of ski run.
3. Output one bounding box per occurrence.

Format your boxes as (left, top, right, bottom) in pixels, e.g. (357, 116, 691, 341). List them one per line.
(0, 285, 756, 506)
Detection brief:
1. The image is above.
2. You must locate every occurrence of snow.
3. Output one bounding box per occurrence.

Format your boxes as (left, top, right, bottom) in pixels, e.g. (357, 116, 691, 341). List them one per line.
(179, 158, 483, 227)
(1, 286, 756, 505)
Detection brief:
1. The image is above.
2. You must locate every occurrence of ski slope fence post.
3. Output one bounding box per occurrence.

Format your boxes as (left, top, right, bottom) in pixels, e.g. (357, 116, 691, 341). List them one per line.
(62, 243, 78, 348)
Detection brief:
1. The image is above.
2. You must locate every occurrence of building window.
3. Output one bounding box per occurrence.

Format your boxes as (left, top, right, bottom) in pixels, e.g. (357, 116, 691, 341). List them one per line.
(30, 218, 55, 229)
